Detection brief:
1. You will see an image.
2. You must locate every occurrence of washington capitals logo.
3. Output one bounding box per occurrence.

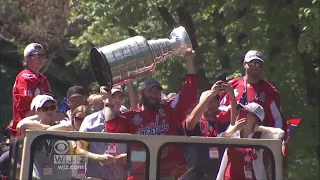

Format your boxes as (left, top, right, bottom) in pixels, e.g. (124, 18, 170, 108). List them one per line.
(132, 114, 143, 125)
(136, 115, 169, 135)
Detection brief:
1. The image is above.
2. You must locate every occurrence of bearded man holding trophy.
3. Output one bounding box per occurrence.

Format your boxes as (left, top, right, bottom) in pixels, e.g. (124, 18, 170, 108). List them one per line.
(90, 26, 198, 180)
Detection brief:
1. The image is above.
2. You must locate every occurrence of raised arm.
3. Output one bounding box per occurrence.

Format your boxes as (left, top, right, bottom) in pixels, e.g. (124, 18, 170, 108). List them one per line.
(170, 49, 198, 120)
(186, 49, 196, 75)
(100, 86, 118, 121)
(222, 83, 237, 125)
(185, 81, 224, 130)
(126, 81, 139, 110)
(100, 86, 130, 133)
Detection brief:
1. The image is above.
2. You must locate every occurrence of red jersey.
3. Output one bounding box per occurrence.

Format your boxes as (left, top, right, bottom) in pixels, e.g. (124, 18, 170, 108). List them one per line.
(224, 148, 258, 180)
(220, 77, 286, 131)
(9, 69, 50, 136)
(105, 74, 198, 179)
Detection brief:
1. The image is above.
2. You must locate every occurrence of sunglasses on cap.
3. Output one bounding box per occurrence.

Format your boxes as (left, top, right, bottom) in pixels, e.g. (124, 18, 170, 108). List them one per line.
(40, 105, 56, 112)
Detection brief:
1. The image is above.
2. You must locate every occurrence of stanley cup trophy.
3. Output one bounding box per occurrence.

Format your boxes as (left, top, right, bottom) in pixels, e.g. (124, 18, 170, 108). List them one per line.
(90, 26, 192, 87)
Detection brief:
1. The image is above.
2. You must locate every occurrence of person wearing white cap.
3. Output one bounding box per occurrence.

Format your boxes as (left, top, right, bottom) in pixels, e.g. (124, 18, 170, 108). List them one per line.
(17, 94, 71, 133)
(110, 85, 126, 112)
(16, 95, 82, 179)
(243, 50, 264, 80)
(9, 43, 51, 137)
(218, 50, 286, 173)
(216, 102, 285, 180)
(17, 94, 57, 134)
(219, 50, 285, 130)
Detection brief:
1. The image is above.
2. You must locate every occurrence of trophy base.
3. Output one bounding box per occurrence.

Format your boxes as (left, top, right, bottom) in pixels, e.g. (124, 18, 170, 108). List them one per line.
(90, 47, 113, 87)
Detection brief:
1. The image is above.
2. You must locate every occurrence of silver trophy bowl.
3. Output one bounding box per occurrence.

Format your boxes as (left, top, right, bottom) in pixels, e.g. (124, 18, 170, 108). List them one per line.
(90, 26, 192, 87)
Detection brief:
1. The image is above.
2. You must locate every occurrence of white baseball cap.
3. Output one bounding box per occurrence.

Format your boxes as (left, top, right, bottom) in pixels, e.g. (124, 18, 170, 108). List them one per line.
(24, 43, 45, 57)
(237, 102, 265, 122)
(30, 94, 55, 111)
(244, 50, 264, 63)
(111, 85, 124, 95)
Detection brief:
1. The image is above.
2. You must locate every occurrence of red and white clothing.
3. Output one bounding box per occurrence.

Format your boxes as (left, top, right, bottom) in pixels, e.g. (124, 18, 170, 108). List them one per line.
(105, 74, 198, 180)
(9, 68, 50, 137)
(181, 115, 229, 137)
(216, 129, 284, 180)
(220, 77, 286, 130)
(180, 115, 229, 178)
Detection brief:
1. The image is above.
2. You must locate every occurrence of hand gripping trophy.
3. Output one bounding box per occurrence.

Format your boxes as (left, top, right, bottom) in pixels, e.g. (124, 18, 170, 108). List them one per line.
(90, 26, 192, 87)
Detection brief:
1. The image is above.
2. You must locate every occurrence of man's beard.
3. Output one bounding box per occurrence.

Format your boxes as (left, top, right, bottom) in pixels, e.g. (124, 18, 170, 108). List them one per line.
(142, 95, 161, 110)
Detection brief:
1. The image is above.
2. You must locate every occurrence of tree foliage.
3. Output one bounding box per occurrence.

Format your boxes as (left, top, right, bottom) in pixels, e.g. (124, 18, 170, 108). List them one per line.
(0, 0, 96, 102)
(0, 0, 319, 178)
(0, 0, 69, 50)
(69, 0, 319, 178)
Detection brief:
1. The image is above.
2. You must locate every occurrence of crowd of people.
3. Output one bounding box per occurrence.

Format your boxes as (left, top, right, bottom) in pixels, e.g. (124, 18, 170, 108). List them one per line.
(0, 43, 287, 180)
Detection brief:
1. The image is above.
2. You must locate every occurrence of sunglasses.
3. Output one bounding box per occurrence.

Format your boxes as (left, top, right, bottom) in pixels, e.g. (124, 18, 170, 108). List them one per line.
(29, 54, 46, 59)
(74, 117, 84, 122)
(40, 106, 56, 112)
(246, 61, 263, 68)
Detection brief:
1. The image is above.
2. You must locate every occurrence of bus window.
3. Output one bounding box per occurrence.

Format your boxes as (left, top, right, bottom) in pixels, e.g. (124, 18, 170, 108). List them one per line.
(157, 142, 276, 180)
(27, 135, 149, 180)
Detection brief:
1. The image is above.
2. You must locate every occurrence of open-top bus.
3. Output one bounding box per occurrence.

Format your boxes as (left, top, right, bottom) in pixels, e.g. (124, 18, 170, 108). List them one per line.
(9, 130, 282, 180)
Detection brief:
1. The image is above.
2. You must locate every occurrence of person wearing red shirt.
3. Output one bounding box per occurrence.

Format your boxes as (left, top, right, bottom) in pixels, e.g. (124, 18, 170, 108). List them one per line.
(101, 49, 197, 180)
(220, 50, 285, 131)
(219, 50, 286, 173)
(8, 43, 50, 137)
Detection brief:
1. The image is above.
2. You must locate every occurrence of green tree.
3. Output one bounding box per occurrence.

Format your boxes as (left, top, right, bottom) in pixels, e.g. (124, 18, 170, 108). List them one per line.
(69, 0, 319, 178)
(0, 0, 318, 178)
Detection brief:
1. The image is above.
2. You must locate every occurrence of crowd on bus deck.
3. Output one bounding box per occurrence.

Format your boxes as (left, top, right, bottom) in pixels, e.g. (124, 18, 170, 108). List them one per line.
(0, 43, 286, 180)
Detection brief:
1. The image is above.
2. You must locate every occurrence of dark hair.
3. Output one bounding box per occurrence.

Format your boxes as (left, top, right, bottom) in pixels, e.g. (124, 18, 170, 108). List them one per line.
(67, 86, 87, 99)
